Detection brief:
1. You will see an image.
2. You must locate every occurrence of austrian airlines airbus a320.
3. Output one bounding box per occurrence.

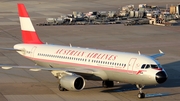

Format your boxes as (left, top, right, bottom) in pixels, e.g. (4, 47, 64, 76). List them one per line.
(0, 3, 168, 99)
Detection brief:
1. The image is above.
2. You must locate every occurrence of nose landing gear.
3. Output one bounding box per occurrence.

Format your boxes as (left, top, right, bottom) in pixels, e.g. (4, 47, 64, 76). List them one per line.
(136, 84, 145, 98)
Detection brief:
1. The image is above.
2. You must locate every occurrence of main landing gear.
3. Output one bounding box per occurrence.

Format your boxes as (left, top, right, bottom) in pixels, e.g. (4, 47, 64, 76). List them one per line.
(136, 84, 145, 98)
(102, 80, 114, 88)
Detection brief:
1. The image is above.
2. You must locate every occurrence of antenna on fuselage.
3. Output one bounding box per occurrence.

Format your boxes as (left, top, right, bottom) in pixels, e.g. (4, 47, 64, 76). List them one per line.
(138, 51, 141, 55)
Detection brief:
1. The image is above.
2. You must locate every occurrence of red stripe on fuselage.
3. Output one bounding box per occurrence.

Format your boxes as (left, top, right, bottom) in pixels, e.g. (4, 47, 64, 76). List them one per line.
(24, 55, 139, 74)
(18, 3, 29, 17)
(21, 30, 43, 44)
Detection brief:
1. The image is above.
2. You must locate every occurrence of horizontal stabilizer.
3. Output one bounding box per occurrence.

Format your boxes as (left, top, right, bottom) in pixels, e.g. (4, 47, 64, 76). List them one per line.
(0, 47, 22, 51)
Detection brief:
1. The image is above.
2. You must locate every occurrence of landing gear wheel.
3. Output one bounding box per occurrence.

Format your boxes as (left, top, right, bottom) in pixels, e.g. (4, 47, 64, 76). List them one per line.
(58, 84, 67, 91)
(136, 84, 145, 98)
(138, 93, 145, 98)
(102, 81, 114, 88)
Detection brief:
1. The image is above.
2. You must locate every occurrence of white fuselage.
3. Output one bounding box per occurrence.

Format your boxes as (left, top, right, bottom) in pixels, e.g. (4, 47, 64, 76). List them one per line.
(14, 43, 164, 85)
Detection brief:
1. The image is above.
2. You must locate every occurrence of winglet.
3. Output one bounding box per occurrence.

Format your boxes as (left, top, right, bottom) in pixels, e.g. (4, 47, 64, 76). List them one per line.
(18, 3, 43, 44)
(159, 49, 163, 54)
(70, 43, 72, 47)
(138, 51, 141, 55)
(150, 49, 165, 59)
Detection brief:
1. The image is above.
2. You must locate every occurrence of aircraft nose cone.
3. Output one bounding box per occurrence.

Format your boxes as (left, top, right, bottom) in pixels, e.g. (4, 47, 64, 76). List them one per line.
(156, 71, 167, 84)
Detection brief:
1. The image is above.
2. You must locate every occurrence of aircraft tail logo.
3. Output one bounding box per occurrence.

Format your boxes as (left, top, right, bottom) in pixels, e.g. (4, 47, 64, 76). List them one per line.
(17, 3, 43, 44)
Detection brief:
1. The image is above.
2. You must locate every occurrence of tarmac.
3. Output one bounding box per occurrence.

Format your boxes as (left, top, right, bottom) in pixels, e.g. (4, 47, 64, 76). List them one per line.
(0, 0, 180, 101)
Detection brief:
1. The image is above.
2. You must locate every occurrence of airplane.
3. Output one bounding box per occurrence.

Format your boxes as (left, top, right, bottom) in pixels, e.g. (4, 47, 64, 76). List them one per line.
(0, 3, 168, 99)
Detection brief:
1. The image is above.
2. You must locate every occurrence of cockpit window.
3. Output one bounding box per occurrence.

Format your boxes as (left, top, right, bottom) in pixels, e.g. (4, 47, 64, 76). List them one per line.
(141, 64, 146, 69)
(151, 65, 158, 69)
(146, 64, 150, 69)
(141, 64, 160, 69)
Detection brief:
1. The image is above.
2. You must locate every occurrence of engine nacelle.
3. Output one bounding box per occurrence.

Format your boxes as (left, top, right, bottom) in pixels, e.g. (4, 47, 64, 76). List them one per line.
(60, 74, 85, 91)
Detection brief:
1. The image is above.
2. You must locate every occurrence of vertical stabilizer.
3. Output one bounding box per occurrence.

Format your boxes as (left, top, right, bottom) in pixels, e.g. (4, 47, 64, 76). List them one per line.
(17, 3, 43, 44)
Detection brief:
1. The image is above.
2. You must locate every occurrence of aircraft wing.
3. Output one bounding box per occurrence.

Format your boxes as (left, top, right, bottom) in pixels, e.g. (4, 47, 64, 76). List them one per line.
(0, 65, 95, 74)
(0, 64, 106, 80)
(150, 50, 165, 59)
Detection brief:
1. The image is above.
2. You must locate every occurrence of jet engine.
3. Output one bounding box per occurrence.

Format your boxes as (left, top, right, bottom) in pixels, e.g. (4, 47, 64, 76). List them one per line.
(60, 74, 85, 91)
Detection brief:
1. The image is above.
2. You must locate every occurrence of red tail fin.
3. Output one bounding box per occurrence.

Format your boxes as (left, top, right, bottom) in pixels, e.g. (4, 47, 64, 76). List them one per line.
(17, 3, 43, 44)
